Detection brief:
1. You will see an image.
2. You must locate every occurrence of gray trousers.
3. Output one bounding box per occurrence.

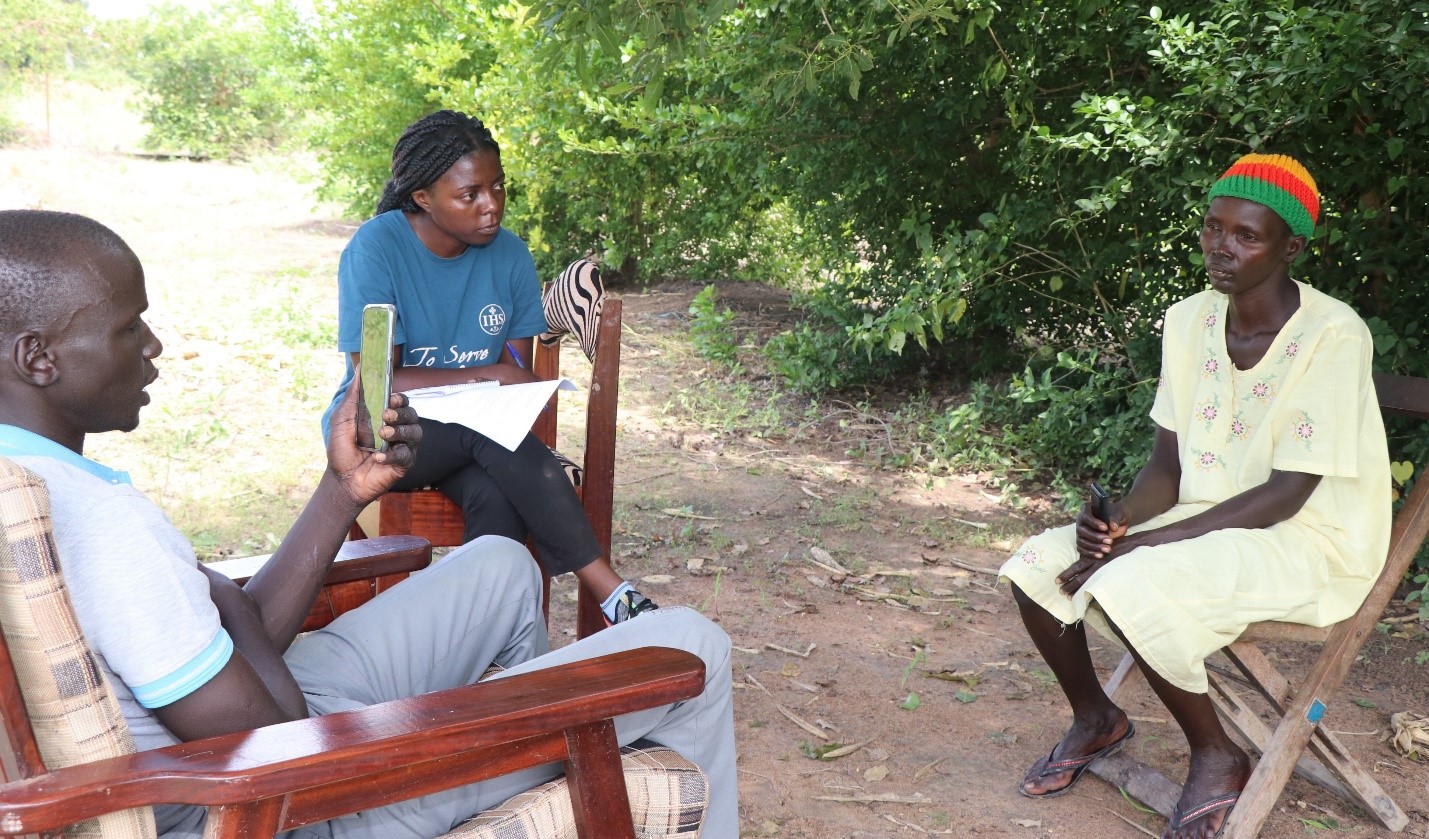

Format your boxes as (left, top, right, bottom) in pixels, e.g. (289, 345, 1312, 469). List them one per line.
(278, 536, 737, 839)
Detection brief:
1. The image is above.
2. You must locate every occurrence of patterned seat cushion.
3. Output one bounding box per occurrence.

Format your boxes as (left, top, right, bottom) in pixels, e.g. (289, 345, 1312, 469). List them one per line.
(442, 745, 708, 838)
(540, 259, 605, 362)
(0, 457, 157, 839)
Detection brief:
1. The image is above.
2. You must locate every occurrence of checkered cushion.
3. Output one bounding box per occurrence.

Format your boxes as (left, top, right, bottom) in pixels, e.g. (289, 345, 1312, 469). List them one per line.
(0, 457, 157, 838)
(442, 745, 708, 838)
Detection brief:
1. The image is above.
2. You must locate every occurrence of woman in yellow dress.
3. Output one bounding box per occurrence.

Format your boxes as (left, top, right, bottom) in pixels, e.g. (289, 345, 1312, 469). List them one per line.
(1000, 154, 1390, 839)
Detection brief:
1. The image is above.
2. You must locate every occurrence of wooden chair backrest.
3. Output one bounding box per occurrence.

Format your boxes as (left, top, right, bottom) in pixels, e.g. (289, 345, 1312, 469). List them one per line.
(1348, 373, 1429, 632)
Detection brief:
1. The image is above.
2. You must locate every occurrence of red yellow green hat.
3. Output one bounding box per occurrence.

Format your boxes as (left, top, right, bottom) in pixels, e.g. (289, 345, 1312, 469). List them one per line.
(1207, 153, 1320, 240)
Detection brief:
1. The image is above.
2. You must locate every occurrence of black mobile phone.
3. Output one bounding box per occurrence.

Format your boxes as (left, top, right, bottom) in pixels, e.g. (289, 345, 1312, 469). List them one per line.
(357, 303, 396, 452)
(1089, 481, 1111, 522)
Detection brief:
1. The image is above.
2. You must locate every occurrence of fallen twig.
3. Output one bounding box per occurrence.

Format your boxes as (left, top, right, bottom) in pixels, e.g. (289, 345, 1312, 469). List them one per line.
(950, 517, 990, 530)
(946, 558, 1000, 576)
(814, 793, 928, 804)
(776, 704, 830, 740)
(766, 642, 817, 658)
(1112, 812, 1158, 837)
(913, 755, 949, 780)
(882, 813, 953, 834)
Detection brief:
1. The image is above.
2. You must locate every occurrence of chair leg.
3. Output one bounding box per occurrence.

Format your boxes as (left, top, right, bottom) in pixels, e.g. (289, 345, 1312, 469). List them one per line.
(563, 719, 635, 839)
(1221, 673, 1411, 835)
(1210, 662, 1408, 830)
(1091, 650, 1410, 834)
(576, 588, 605, 639)
(1207, 671, 1353, 800)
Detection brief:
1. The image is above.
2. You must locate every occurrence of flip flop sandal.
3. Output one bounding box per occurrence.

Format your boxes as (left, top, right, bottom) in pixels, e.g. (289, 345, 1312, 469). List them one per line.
(1017, 721, 1136, 799)
(1166, 791, 1240, 838)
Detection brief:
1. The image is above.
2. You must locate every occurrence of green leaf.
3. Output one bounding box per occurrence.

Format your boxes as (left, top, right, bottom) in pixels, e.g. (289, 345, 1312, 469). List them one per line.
(954, 689, 978, 703)
(900, 692, 921, 711)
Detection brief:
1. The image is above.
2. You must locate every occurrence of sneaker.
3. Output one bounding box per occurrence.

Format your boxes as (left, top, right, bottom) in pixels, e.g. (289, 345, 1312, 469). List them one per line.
(610, 588, 659, 624)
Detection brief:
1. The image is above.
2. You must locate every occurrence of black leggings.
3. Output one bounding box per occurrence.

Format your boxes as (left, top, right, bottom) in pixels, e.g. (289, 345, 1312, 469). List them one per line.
(391, 418, 601, 576)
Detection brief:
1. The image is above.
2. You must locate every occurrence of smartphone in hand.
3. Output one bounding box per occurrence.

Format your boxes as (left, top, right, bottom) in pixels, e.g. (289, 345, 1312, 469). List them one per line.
(357, 304, 396, 451)
(1090, 481, 1111, 523)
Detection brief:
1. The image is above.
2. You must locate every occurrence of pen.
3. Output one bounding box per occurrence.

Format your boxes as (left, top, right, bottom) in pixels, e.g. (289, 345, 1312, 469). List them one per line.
(504, 341, 527, 370)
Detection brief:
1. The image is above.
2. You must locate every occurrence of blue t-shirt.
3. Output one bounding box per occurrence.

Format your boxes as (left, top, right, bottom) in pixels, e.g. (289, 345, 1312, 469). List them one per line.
(322, 211, 548, 436)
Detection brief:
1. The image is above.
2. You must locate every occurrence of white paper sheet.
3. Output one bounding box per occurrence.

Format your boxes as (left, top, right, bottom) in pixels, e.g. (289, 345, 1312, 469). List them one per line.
(403, 378, 577, 451)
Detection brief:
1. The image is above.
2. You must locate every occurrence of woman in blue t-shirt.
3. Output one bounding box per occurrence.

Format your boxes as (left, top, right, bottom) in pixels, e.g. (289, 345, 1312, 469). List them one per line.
(324, 110, 655, 624)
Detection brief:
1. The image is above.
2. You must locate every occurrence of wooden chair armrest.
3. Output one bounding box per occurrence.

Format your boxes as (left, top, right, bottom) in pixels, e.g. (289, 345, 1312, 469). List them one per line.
(0, 647, 703, 836)
(208, 535, 432, 586)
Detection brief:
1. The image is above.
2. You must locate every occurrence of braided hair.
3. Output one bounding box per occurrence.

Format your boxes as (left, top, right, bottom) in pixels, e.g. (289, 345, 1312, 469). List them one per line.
(375, 110, 501, 216)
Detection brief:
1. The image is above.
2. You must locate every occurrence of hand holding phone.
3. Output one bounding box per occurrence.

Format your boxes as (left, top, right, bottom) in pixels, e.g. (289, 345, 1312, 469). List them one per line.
(357, 304, 396, 452)
(1089, 481, 1111, 524)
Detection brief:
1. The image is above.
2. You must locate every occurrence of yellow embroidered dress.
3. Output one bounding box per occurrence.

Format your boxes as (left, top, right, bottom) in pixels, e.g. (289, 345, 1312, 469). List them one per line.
(999, 281, 1390, 693)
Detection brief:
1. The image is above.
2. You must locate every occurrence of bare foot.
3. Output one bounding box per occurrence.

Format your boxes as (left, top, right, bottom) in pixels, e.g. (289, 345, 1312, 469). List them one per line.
(1019, 708, 1132, 797)
(1161, 746, 1252, 839)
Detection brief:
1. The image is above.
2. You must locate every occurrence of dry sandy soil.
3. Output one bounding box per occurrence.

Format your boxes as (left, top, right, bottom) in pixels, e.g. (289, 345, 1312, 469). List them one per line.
(4, 87, 1427, 838)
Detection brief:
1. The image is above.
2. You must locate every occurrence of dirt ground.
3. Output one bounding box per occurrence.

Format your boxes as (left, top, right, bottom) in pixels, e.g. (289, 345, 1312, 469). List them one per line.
(4, 88, 1428, 838)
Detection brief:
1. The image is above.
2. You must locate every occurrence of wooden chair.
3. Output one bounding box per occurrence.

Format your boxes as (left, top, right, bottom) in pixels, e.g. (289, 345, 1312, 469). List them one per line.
(0, 456, 706, 839)
(365, 260, 622, 639)
(1091, 372, 1429, 837)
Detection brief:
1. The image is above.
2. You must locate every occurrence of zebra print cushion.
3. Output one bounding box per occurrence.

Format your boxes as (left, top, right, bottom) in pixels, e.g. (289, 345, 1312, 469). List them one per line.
(540, 259, 604, 361)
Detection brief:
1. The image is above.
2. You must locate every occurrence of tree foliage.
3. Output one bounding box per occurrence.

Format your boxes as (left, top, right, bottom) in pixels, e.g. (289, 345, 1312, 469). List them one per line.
(274, 0, 808, 284)
(528, 0, 1427, 486)
(0, 0, 94, 141)
(125, 1, 299, 158)
(129, 0, 1427, 512)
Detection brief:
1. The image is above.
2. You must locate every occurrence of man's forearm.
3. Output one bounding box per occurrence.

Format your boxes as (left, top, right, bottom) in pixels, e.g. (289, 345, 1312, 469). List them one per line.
(244, 470, 360, 649)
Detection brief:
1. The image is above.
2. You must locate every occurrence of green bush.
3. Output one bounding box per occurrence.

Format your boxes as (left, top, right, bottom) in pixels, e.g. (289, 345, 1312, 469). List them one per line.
(687, 284, 739, 365)
(128, 1, 298, 159)
(929, 350, 1157, 498)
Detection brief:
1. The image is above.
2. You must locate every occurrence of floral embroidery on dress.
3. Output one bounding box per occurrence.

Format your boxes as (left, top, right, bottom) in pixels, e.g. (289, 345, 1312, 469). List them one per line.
(1291, 410, 1315, 450)
(1242, 374, 1278, 404)
(1013, 545, 1046, 573)
(1195, 394, 1222, 432)
(1204, 312, 1218, 330)
(1281, 333, 1304, 363)
(1227, 412, 1249, 442)
(1202, 355, 1223, 379)
(1191, 448, 1225, 471)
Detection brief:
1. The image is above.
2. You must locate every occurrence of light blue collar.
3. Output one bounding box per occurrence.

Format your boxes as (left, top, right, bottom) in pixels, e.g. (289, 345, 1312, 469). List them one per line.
(0, 425, 131, 485)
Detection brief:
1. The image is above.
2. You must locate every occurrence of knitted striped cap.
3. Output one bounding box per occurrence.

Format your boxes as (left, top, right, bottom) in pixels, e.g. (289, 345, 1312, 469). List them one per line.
(1207, 153, 1319, 239)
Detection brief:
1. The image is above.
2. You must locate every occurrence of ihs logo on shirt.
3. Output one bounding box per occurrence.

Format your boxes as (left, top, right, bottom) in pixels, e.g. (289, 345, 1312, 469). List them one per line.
(479, 304, 507, 335)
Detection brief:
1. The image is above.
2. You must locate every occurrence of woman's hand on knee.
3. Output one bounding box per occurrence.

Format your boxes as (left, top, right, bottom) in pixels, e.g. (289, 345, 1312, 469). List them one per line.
(1055, 555, 1106, 595)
